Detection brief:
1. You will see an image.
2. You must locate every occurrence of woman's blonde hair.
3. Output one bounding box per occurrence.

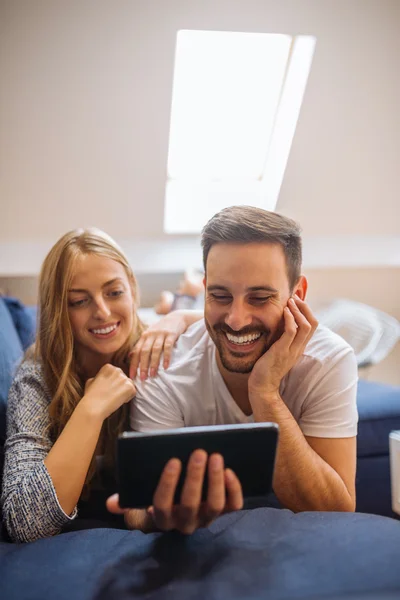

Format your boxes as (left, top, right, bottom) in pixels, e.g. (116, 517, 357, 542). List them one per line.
(35, 228, 145, 493)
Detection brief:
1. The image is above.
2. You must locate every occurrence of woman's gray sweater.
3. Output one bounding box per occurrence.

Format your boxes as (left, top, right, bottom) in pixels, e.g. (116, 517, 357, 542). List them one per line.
(1, 360, 77, 543)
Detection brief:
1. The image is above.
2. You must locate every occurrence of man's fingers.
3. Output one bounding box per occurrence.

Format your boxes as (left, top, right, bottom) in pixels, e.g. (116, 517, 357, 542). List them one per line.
(106, 493, 126, 514)
(293, 295, 319, 328)
(177, 449, 207, 533)
(204, 453, 225, 520)
(288, 297, 317, 352)
(124, 509, 153, 531)
(224, 469, 244, 512)
(272, 306, 298, 349)
(152, 458, 182, 531)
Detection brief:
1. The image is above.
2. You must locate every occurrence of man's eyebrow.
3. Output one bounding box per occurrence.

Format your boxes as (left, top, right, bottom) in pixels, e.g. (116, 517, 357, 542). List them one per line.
(68, 278, 124, 293)
(207, 285, 278, 294)
(247, 286, 279, 294)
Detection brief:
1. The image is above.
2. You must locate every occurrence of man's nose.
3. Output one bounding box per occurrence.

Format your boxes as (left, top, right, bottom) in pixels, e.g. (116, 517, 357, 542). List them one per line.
(93, 298, 111, 320)
(224, 299, 252, 331)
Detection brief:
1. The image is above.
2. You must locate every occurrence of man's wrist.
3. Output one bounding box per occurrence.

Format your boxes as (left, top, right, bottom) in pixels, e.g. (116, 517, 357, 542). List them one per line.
(249, 388, 284, 421)
(248, 387, 281, 405)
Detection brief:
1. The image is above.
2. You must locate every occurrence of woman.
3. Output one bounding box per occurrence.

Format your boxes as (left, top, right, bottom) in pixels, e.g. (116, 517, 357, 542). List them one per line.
(1, 228, 242, 543)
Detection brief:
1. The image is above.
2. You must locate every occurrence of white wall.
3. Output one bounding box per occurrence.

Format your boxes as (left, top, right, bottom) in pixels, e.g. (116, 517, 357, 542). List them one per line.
(1, 0, 399, 244)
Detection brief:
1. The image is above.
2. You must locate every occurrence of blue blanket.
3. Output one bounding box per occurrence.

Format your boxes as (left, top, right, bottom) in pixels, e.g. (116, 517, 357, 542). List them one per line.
(1, 508, 400, 600)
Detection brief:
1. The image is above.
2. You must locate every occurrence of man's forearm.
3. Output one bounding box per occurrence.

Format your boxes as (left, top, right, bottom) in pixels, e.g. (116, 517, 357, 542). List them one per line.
(252, 392, 355, 512)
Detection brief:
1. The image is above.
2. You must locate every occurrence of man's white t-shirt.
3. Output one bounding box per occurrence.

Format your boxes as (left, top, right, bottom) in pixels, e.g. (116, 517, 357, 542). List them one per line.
(131, 320, 358, 438)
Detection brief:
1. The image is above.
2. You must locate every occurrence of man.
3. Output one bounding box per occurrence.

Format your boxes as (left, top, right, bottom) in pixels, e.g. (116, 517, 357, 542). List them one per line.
(109, 206, 357, 531)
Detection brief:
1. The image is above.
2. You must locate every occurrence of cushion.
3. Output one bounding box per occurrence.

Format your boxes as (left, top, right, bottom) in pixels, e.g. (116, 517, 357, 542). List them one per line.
(357, 379, 400, 458)
(0, 297, 23, 445)
(2, 296, 36, 351)
(1, 509, 400, 599)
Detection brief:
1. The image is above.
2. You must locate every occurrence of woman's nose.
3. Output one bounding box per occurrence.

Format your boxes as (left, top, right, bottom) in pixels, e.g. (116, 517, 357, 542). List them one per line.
(93, 298, 111, 319)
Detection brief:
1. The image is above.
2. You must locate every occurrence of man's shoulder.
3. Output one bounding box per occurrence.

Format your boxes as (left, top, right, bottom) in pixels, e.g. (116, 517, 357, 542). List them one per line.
(285, 324, 356, 387)
(169, 319, 213, 368)
(282, 325, 357, 407)
(302, 324, 354, 364)
(135, 319, 213, 398)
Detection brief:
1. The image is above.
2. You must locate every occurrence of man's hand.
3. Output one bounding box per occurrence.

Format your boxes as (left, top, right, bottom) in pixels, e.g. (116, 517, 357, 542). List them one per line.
(107, 449, 243, 534)
(248, 295, 318, 398)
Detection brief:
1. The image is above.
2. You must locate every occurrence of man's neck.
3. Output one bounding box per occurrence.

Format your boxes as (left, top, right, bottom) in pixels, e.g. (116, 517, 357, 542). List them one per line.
(215, 352, 252, 416)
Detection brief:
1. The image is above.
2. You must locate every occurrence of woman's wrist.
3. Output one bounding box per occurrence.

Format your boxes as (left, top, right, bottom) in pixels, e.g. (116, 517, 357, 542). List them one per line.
(77, 395, 106, 426)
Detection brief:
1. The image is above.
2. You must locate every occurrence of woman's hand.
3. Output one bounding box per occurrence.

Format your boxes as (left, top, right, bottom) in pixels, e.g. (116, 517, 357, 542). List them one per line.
(129, 310, 203, 381)
(81, 363, 136, 422)
(107, 450, 243, 534)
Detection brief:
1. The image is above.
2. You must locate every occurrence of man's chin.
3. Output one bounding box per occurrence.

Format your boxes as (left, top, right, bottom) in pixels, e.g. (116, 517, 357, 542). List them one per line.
(218, 350, 259, 374)
(220, 359, 255, 374)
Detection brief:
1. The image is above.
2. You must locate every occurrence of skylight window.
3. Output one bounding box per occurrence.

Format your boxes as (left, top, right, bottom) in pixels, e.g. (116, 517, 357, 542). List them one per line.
(164, 30, 316, 234)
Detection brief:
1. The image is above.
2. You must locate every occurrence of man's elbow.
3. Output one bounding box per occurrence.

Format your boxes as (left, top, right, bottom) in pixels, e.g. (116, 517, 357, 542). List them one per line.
(339, 495, 356, 513)
(328, 492, 356, 513)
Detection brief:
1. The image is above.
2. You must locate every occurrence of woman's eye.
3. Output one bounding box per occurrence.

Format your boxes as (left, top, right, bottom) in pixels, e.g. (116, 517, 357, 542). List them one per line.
(108, 290, 124, 298)
(69, 298, 88, 308)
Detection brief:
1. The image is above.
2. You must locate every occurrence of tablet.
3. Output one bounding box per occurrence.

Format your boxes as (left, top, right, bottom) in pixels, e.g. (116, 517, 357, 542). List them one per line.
(117, 422, 279, 508)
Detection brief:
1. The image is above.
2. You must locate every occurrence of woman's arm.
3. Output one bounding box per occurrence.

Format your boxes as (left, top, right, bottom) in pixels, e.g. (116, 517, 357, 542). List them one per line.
(1, 361, 135, 542)
(44, 363, 135, 516)
(129, 310, 203, 380)
(1, 361, 79, 543)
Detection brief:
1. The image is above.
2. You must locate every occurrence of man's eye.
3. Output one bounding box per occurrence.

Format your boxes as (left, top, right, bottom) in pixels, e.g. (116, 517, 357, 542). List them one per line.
(250, 297, 271, 304)
(211, 294, 232, 303)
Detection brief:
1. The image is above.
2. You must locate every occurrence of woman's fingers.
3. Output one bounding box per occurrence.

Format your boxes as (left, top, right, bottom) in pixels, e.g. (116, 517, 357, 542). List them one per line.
(129, 331, 178, 381)
(148, 332, 175, 375)
(161, 333, 176, 370)
(129, 339, 144, 379)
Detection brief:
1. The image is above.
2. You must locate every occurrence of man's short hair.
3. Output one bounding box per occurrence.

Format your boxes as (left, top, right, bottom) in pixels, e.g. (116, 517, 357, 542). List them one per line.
(201, 205, 302, 290)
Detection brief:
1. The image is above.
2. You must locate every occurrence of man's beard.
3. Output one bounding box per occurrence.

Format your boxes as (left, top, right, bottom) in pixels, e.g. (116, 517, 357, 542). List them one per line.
(205, 319, 282, 374)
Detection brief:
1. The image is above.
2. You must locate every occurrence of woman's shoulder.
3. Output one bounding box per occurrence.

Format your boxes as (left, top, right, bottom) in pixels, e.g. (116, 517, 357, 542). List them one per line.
(7, 358, 52, 436)
(8, 358, 50, 411)
(13, 357, 46, 386)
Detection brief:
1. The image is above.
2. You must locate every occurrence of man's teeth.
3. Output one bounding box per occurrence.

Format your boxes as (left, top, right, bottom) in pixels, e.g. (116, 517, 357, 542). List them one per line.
(225, 332, 261, 345)
(91, 324, 118, 335)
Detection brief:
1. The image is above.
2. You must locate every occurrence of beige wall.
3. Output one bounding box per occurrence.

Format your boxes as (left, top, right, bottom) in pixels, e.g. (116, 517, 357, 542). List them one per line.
(0, 0, 399, 241)
(0, 1, 399, 383)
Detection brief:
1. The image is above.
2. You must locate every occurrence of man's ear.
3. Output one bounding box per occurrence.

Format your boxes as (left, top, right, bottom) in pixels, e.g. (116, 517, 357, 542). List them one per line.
(293, 275, 308, 300)
(203, 276, 206, 289)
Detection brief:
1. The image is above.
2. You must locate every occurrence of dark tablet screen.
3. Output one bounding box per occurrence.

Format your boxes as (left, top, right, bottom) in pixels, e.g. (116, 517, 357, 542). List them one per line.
(117, 423, 278, 508)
